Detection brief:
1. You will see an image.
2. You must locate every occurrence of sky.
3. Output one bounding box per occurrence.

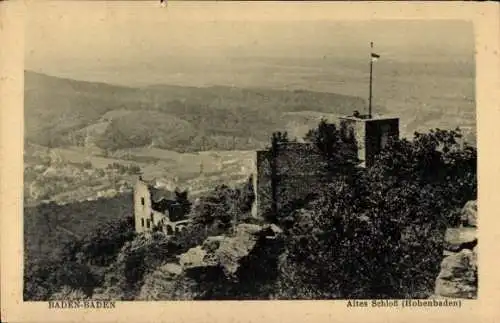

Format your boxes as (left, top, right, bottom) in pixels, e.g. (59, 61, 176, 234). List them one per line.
(25, 1, 475, 87)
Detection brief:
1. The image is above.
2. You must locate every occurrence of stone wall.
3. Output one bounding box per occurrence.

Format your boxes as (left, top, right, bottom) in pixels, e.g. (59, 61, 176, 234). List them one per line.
(133, 179, 153, 233)
(255, 143, 329, 217)
(339, 116, 399, 167)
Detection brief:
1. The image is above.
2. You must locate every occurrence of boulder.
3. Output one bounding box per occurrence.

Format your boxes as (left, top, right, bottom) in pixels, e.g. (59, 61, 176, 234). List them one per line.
(443, 227, 477, 252)
(434, 248, 477, 299)
(460, 200, 477, 227)
(180, 223, 282, 277)
(139, 223, 285, 300)
(179, 245, 211, 268)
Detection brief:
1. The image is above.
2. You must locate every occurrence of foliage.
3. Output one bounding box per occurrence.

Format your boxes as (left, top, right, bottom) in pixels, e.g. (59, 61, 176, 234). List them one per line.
(303, 118, 359, 172)
(238, 175, 256, 214)
(23, 194, 134, 301)
(191, 177, 256, 231)
(50, 286, 89, 300)
(100, 232, 181, 300)
(277, 127, 477, 299)
(61, 216, 136, 266)
(173, 189, 193, 220)
(24, 193, 134, 265)
(372, 128, 476, 218)
(106, 162, 142, 175)
(168, 177, 256, 254)
(24, 259, 100, 301)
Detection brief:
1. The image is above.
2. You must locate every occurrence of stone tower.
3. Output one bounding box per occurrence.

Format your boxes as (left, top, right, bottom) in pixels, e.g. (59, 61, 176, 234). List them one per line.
(339, 114, 399, 167)
(133, 177, 153, 234)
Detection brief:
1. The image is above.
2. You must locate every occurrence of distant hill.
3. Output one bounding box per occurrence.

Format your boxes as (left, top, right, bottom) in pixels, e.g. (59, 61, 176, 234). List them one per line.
(24, 193, 133, 262)
(24, 71, 368, 152)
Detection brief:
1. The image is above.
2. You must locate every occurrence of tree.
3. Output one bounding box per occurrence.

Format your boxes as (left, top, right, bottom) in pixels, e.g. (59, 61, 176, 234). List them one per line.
(277, 125, 477, 299)
(24, 259, 99, 300)
(192, 185, 238, 230)
(303, 118, 358, 173)
(100, 232, 181, 300)
(50, 286, 89, 300)
(174, 189, 192, 217)
(238, 175, 256, 214)
(61, 216, 136, 267)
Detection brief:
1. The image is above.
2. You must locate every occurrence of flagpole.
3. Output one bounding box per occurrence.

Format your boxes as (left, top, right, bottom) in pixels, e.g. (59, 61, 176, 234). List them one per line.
(368, 41, 374, 119)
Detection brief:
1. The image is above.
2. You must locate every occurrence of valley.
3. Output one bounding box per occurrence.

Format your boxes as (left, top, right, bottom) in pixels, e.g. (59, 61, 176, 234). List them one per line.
(23, 61, 476, 207)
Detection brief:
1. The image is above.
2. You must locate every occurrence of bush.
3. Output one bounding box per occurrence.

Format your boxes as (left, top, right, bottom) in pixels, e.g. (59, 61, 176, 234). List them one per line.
(61, 216, 136, 267)
(100, 232, 181, 300)
(190, 179, 254, 231)
(24, 259, 100, 301)
(276, 127, 476, 299)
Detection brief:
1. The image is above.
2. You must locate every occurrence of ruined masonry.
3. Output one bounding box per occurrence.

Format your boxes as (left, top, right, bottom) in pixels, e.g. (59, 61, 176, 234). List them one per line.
(133, 177, 192, 235)
(252, 113, 400, 218)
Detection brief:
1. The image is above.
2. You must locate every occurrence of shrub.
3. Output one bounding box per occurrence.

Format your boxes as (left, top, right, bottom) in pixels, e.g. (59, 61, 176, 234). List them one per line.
(100, 232, 181, 300)
(24, 259, 100, 301)
(276, 126, 476, 299)
(61, 216, 136, 267)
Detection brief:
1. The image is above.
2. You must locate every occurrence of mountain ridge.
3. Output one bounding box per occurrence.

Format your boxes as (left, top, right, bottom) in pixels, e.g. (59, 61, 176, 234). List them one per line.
(24, 70, 369, 152)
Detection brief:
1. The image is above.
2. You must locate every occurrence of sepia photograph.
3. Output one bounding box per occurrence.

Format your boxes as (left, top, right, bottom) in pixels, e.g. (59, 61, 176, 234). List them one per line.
(19, 2, 481, 303)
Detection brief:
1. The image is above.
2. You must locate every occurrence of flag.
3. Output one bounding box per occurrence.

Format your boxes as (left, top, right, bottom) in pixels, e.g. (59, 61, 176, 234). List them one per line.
(371, 52, 380, 62)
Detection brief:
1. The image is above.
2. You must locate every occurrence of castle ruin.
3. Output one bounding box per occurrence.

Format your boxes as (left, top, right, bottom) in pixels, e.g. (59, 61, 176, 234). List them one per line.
(252, 113, 400, 218)
(133, 177, 192, 235)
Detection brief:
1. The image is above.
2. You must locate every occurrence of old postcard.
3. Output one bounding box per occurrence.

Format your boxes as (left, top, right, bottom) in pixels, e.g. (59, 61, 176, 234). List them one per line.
(1, 1, 500, 322)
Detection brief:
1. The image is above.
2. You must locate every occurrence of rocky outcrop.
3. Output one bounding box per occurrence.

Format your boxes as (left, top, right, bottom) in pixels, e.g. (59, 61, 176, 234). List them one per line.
(138, 223, 284, 300)
(179, 224, 282, 275)
(443, 227, 477, 252)
(434, 247, 477, 298)
(461, 200, 477, 227)
(434, 200, 477, 299)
